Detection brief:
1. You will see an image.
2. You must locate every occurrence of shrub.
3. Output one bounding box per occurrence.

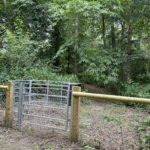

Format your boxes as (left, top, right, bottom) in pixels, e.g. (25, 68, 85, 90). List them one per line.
(122, 81, 150, 98)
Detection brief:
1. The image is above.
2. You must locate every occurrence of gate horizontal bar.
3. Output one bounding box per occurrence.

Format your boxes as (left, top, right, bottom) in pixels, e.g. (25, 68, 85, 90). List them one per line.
(0, 85, 8, 89)
(25, 122, 66, 131)
(26, 93, 68, 99)
(23, 113, 66, 122)
(73, 92, 150, 104)
(25, 103, 66, 110)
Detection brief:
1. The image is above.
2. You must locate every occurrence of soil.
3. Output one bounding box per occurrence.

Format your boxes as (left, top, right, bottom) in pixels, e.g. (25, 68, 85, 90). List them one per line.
(0, 127, 82, 150)
(0, 100, 149, 150)
(80, 101, 149, 150)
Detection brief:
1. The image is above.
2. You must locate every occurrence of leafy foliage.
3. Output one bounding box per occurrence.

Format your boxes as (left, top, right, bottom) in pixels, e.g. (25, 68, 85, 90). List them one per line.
(0, 29, 78, 83)
(122, 81, 150, 98)
(0, 0, 150, 95)
(80, 48, 122, 85)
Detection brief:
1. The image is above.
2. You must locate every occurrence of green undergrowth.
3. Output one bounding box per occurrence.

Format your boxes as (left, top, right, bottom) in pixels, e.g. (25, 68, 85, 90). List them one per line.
(122, 81, 150, 98)
(0, 66, 78, 83)
(136, 116, 150, 149)
(121, 81, 150, 110)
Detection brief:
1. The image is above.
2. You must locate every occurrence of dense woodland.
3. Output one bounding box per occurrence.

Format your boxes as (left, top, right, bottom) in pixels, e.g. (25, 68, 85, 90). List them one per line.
(0, 0, 150, 97)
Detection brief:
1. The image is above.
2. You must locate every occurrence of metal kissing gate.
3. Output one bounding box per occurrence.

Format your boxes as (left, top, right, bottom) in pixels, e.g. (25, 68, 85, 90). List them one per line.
(13, 80, 80, 131)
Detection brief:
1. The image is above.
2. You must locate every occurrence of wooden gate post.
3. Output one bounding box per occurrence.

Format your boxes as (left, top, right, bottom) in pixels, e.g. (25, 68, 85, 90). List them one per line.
(70, 86, 81, 142)
(5, 81, 14, 128)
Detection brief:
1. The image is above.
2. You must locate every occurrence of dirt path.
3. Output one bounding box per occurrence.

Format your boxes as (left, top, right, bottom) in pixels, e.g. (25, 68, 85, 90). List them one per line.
(0, 127, 82, 150)
(0, 127, 33, 150)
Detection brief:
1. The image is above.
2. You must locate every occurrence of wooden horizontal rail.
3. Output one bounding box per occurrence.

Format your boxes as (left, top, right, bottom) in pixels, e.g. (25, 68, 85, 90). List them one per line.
(0, 85, 8, 89)
(73, 92, 150, 104)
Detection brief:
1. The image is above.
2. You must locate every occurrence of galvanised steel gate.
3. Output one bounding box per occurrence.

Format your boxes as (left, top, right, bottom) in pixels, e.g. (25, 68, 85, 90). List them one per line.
(13, 80, 72, 131)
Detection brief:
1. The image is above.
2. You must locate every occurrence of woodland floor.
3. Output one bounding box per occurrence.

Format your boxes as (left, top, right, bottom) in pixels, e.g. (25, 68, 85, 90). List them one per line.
(0, 100, 149, 150)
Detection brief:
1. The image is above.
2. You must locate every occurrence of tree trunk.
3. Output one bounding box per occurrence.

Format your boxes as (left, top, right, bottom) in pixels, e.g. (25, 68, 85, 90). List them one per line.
(3, 0, 7, 7)
(120, 22, 125, 50)
(67, 48, 71, 74)
(74, 15, 79, 74)
(126, 25, 132, 81)
(111, 21, 116, 49)
(52, 25, 61, 67)
(120, 22, 126, 80)
(102, 14, 106, 48)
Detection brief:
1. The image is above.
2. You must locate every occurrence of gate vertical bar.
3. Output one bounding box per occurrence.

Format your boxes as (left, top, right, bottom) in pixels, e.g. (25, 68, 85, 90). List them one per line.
(18, 82, 24, 129)
(29, 80, 32, 126)
(70, 86, 81, 142)
(29, 80, 32, 105)
(61, 84, 63, 104)
(46, 81, 49, 104)
(65, 83, 70, 130)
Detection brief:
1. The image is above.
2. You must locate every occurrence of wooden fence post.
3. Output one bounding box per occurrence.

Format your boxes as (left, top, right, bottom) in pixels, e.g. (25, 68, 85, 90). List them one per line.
(5, 81, 14, 128)
(70, 86, 81, 142)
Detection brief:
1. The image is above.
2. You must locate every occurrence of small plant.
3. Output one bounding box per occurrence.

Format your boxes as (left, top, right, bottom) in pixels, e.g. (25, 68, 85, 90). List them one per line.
(81, 138, 102, 150)
(33, 144, 57, 150)
(81, 98, 92, 105)
(83, 145, 95, 150)
(136, 117, 150, 149)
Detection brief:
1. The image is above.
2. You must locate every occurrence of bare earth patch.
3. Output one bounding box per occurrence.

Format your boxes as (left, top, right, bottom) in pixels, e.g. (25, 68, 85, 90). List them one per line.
(0, 127, 82, 150)
(80, 101, 149, 150)
(0, 101, 149, 150)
